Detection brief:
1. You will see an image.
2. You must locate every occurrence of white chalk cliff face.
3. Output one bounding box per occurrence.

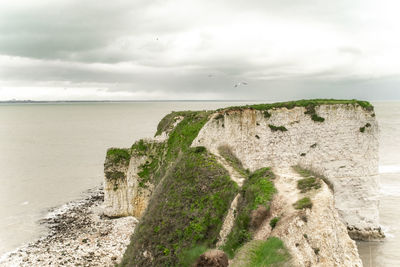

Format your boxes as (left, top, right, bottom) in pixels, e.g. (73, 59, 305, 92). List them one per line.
(103, 152, 153, 218)
(193, 104, 383, 240)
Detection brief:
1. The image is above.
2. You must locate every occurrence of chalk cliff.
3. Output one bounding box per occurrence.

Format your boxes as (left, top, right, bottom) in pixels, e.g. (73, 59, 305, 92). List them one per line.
(193, 103, 383, 240)
(103, 100, 382, 266)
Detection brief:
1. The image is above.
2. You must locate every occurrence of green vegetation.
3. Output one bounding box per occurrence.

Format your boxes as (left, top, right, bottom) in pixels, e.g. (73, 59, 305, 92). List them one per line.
(247, 238, 291, 267)
(268, 124, 288, 132)
(120, 110, 239, 266)
(222, 168, 276, 258)
(218, 145, 248, 176)
(136, 111, 212, 188)
(293, 197, 313, 210)
(106, 148, 130, 165)
(263, 111, 271, 118)
(304, 105, 325, 122)
(130, 139, 147, 155)
(293, 165, 334, 192)
(311, 114, 325, 122)
(360, 122, 372, 133)
(297, 177, 321, 193)
(220, 99, 374, 112)
(105, 171, 125, 181)
(136, 142, 166, 187)
(154, 111, 193, 136)
(178, 245, 208, 267)
(219, 99, 373, 124)
(269, 217, 280, 229)
(215, 113, 224, 120)
(120, 148, 238, 266)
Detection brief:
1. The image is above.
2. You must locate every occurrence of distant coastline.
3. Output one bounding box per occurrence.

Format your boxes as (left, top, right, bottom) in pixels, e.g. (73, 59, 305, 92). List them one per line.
(0, 100, 262, 104)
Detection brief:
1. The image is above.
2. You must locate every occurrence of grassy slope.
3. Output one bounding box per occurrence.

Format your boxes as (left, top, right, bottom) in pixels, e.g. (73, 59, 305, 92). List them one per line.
(119, 111, 239, 266)
(222, 168, 276, 258)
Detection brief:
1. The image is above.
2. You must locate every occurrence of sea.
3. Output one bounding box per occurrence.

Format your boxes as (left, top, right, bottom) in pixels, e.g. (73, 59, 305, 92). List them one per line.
(0, 101, 398, 266)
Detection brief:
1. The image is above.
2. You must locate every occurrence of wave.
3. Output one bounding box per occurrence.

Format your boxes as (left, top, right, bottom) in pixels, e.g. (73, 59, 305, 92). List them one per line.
(379, 165, 400, 174)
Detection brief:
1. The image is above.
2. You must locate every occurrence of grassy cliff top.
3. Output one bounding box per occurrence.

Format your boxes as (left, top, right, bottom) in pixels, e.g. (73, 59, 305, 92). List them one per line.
(220, 99, 374, 112)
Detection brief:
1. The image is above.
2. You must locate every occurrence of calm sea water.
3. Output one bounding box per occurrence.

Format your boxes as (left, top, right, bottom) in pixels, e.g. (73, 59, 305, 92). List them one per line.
(0, 101, 399, 266)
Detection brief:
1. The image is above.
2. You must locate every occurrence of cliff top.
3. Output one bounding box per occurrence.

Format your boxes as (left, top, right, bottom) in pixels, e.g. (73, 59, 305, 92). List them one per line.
(219, 99, 373, 112)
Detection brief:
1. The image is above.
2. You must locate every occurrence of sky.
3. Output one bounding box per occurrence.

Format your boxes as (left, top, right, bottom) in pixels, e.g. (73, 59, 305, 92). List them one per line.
(0, 0, 400, 101)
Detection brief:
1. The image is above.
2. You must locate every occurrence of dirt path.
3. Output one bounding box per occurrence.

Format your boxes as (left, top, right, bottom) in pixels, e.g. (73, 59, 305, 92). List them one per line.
(214, 153, 246, 247)
(215, 155, 245, 187)
(254, 167, 301, 240)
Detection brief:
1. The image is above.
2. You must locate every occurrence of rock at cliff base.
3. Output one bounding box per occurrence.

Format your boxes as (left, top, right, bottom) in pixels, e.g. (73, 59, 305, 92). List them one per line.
(194, 250, 229, 267)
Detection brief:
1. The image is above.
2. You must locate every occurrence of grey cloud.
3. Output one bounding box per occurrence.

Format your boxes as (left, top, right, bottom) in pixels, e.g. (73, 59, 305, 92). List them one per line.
(0, 0, 399, 100)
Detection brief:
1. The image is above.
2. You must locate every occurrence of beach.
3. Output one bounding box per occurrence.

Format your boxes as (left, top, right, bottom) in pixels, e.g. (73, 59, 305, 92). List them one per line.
(0, 187, 137, 267)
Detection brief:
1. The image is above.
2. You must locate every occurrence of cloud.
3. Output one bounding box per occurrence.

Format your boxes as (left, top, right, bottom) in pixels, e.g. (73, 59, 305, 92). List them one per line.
(0, 0, 400, 100)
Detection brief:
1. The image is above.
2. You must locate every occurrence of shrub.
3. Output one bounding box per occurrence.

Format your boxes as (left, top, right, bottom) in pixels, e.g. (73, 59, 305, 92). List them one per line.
(263, 111, 271, 118)
(106, 148, 130, 165)
(293, 197, 313, 210)
(215, 113, 224, 120)
(311, 114, 325, 122)
(269, 217, 280, 229)
(293, 165, 334, 192)
(268, 125, 288, 132)
(360, 123, 372, 133)
(310, 143, 317, 148)
(297, 177, 321, 193)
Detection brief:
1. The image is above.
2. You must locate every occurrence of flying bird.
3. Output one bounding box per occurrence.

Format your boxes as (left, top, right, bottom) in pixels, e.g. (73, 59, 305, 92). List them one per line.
(234, 82, 248, 87)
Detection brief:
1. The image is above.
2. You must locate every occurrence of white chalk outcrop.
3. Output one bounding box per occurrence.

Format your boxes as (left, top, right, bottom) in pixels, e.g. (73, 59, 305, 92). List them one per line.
(103, 152, 153, 218)
(254, 167, 362, 266)
(193, 104, 383, 240)
(103, 115, 183, 218)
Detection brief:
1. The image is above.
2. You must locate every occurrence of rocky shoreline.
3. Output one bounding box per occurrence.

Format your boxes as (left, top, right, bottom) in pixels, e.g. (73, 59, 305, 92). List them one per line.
(0, 187, 137, 267)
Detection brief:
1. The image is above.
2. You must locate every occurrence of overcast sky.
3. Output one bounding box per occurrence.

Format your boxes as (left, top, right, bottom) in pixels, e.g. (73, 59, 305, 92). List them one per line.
(0, 0, 399, 101)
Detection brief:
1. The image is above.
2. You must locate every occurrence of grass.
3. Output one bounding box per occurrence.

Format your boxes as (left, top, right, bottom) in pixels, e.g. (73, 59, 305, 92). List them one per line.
(268, 125, 288, 132)
(178, 245, 208, 267)
(106, 148, 130, 165)
(222, 168, 276, 258)
(154, 111, 193, 136)
(269, 217, 280, 229)
(220, 99, 374, 112)
(219, 99, 374, 124)
(247, 237, 291, 267)
(218, 145, 248, 176)
(293, 165, 334, 192)
(297, 177, 321, 193)
(293, 197, 313, 210)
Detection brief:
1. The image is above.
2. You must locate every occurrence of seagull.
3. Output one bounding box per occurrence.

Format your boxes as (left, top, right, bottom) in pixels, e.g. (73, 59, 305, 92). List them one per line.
(234, 82, 248, 87)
